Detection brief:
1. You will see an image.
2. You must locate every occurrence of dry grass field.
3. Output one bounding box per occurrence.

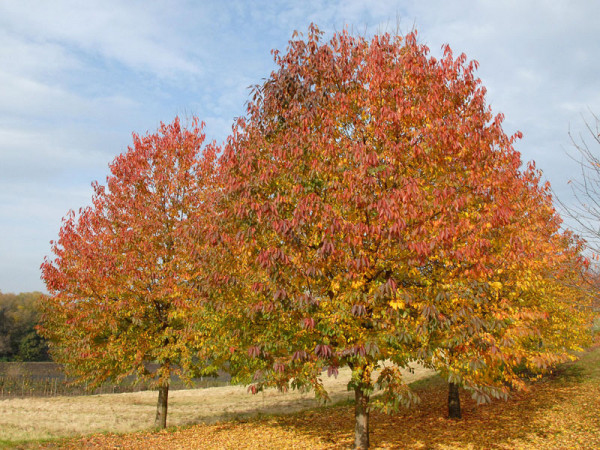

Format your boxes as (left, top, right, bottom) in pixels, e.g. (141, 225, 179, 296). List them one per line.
(4, 347, 599, 449)
(65, 351, 600, 450)
(0, 363, 434, 446)
(22, 345, 600, 449)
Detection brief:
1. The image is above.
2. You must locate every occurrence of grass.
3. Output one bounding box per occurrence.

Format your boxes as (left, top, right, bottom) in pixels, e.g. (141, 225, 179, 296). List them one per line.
(2, 348, 599, 448)
(0, 363, 431, 448)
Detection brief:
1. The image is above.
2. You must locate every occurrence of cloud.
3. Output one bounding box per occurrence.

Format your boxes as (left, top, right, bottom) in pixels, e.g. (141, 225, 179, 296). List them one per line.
(0, 180, 95, 294)
(0, 1, 204, 81)
(0, 126, 110, 182)
(0, 71, 84, 120)
(0, 29, 79, 80)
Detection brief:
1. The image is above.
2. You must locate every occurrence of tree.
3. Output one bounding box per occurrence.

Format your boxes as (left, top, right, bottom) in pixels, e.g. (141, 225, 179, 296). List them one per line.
(215, 26, 594, 448)
(40, 117, 218, 429)
(419, 169, 594, 419)
(554, 111, 600, 350)
(559, 113, 600, 254)
(0, 291, 49, 361)
(556, 112, 600, 334)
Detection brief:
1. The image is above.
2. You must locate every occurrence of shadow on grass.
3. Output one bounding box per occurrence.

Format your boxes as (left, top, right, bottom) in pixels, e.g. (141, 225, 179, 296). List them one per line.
(551, 362, 586, 383)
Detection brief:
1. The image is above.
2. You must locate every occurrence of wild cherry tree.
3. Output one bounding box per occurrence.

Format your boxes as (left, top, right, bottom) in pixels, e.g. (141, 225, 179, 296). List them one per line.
(40, 117, 218, 429)
(418, 162, 594, 419)
(215, 26, 594, 448)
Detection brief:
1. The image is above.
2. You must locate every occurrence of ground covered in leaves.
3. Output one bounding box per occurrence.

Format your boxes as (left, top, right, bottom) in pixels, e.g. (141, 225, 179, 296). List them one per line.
(12, 345, 600, 449)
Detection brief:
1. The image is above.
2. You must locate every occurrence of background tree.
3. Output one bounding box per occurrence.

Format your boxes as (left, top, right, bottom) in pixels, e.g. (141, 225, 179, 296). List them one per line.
(419, 168, 594, 419)
(559, 112, 600, 254)
(555, 111, 600, 345)
(40, 117, 218, 429)
(214, 26, 593, 448)
(0, 291, 49, 361)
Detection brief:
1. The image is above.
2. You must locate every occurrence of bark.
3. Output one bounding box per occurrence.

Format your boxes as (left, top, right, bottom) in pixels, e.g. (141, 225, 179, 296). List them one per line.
(155, 384, 169, 429)
(354, 385, 370, 449)
(448, 381, 461, 419)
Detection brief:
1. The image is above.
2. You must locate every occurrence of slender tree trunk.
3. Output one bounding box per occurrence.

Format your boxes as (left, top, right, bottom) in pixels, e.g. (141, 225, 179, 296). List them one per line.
(448, 382, 461, 419)
(155, 384, 169, 429)
(354, 385, 370, 449)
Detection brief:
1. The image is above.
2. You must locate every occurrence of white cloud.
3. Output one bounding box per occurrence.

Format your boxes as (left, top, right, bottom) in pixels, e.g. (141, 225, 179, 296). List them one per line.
(0, 126, 108, 181)
(0, 71, 83, 118)
(394, 1, 599, 172)
(0, 30, 79, 79)
(0, 1, 204, 80)
(0, 181, 95, 293)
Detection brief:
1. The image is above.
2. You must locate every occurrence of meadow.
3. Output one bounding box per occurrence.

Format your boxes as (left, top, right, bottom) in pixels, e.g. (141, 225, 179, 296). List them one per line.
(0, 363, 432, 446)
(2, 347, 599, 448)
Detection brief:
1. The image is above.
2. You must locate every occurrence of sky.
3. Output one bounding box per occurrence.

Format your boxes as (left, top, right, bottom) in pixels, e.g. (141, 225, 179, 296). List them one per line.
(1, 0, 599, 294)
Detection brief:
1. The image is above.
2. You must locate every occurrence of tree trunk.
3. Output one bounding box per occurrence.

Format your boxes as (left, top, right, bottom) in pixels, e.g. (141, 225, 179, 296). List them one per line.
(354, 385, 370, 449)
(448, 381, 461, 419)
(154, 384, 169, 429)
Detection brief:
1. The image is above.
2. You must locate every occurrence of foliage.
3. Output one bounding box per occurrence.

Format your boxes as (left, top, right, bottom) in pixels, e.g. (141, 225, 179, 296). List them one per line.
(422, 178, 595, 406)
(213, 24, 594, 447)
(34, 23, 597, 447)
(0, 291, 49, 362)
(40, 117, 218, 428)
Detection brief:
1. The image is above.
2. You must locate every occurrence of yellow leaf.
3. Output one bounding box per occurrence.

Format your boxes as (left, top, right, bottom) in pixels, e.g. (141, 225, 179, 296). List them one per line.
(390, 300, 404, 310)
(490, 281, 503, 291)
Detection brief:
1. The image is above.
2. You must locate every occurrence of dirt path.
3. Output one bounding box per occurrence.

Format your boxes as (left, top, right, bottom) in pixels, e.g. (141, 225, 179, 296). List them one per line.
(0, 363, 434, 443)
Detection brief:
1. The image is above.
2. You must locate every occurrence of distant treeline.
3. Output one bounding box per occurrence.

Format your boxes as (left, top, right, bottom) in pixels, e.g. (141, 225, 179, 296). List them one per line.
(0, 291, 49, 362)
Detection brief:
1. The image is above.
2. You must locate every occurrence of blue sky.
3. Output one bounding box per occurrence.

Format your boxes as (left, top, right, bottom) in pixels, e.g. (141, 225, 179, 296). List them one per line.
(1, 0, 599, 293)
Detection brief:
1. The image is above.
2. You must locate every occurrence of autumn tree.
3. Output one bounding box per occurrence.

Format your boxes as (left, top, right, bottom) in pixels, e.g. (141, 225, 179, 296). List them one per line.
(40, 117, 218, 429)
(555, 113, 600, 323)
(418, 164, 594, 419)
(214, 26, 594, 448)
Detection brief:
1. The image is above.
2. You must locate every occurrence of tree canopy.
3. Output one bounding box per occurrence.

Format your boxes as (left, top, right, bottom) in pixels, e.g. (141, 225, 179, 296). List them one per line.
(213, 26, 595, 448)
(40, 117, 218, 428)
(40, 25, 596, 449)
